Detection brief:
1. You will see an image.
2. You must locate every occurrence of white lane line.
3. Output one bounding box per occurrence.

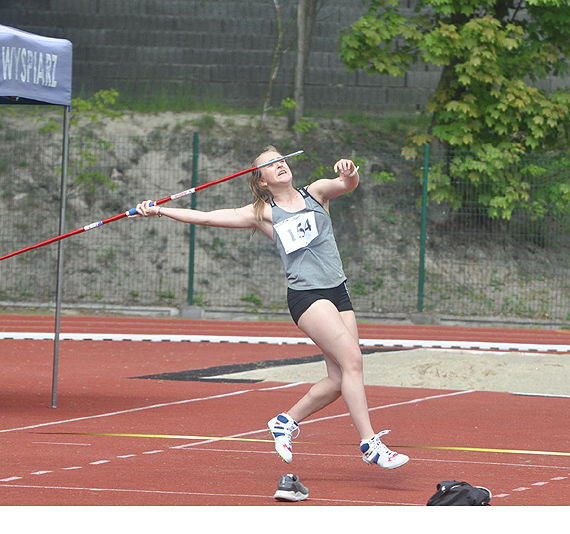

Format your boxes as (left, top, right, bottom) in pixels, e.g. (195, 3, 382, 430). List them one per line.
(2, 332, 569, 352)
(488, 473, 570, 501)
(33, 442, 91, 447)
(0, 383, 301, 434)
(0, 483, 421, 505)
(176, 446, 570, 471)
(0, 384, 306, 484)
(0, 387, 469, 487)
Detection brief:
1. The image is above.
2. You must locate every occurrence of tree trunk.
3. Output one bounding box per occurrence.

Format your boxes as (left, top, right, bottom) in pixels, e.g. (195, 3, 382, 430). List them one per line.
(261, 0, 285, 127)
(289, 0, 318, 131)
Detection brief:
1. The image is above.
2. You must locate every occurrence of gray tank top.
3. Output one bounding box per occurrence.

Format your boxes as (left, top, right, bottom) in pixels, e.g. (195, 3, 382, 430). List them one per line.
(271, 187, 346, 290)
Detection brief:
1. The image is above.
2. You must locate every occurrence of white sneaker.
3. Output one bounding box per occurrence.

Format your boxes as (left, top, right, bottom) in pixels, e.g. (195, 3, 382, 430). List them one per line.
(360, 430, 409, 469)
(268, 412, 299, 463)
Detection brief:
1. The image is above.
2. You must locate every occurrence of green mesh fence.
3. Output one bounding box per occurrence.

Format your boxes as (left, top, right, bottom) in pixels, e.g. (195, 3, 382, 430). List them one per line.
(1, 126, 569, 322)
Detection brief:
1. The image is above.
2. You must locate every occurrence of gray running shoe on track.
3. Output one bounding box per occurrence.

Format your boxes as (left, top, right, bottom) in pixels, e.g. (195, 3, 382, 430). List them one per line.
(273, 474, 309, 502)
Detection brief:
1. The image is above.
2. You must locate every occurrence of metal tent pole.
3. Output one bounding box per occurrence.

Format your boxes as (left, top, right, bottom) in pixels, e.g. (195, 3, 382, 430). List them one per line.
(51, 105, 70, 409)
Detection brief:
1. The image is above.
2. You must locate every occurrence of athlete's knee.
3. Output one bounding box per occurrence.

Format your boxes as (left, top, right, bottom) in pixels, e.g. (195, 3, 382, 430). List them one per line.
(339, 349, 364, 375)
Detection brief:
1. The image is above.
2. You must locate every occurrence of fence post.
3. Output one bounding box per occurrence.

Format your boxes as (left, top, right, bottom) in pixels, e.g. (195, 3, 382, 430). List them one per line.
(187, 132, 199, 306)
(417, 142, 429, 312)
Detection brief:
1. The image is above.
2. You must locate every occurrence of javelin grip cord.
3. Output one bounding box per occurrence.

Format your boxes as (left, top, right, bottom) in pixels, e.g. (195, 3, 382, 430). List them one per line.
(0, 150, 303, 261)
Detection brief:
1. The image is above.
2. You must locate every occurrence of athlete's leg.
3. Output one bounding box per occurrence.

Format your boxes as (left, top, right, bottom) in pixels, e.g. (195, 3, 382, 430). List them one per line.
(286, 307, 360, 422)
(287, 354, 342, 422)
(288, 299, 374, 440)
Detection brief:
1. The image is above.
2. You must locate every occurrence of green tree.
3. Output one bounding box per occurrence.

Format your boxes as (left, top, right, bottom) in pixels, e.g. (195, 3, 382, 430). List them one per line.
(340, 0, 570, 219)
(68, 89, 123, 208)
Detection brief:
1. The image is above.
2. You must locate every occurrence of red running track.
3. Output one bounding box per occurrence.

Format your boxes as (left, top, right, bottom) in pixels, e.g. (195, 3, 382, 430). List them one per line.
(0, 314, 569, 506)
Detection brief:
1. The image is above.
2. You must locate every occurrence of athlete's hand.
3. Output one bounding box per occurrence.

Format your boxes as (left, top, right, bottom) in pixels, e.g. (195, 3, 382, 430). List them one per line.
(334, 159, 359, 181)
(134, 200, 160, 217)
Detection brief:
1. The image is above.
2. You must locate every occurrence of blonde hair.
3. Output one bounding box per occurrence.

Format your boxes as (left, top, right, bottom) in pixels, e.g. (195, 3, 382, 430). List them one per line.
(248, 145, 280, 222)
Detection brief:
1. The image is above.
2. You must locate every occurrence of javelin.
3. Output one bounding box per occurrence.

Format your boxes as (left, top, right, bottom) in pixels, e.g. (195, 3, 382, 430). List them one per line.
(0, 149, 304, 261)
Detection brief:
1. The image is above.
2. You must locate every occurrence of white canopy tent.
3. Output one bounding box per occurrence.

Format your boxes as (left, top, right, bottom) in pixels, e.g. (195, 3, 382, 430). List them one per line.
(0, 24, 72, 408)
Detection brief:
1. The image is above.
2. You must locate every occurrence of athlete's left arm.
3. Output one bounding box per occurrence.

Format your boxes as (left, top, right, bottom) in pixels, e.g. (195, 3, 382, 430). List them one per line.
(306, 159, 359, 206)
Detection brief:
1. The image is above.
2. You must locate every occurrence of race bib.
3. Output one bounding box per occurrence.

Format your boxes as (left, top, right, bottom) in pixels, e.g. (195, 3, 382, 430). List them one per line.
(274, 211, 319, 254)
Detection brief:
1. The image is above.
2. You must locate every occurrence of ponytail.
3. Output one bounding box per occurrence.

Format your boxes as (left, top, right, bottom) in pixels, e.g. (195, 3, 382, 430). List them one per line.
(248, 145, 279, 224)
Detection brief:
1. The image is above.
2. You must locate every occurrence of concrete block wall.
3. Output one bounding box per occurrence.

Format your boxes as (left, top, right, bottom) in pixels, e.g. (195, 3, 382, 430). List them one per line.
(2, 0, 560, 113)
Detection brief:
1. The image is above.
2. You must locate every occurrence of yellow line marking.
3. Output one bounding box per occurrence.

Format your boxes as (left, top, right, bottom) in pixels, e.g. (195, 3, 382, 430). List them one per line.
(41, 432, 313, 444)
(40, 433, 570, 457)
(395, 445, 570, 457)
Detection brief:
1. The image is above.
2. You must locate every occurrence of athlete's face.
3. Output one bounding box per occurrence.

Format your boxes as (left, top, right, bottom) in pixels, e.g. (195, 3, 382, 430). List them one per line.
(258, 151, 292, 188)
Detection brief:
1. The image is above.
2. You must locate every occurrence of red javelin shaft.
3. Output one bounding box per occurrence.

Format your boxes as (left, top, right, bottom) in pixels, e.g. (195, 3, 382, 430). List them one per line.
(0, 150, 303, 261)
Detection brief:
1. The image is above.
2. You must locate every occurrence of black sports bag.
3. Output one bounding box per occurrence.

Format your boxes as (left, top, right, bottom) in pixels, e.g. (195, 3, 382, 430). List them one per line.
(426, 480, 492, 506)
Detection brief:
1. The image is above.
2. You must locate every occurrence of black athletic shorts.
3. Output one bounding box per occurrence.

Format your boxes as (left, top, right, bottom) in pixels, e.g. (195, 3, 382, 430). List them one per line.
(287, 281, 353, 325)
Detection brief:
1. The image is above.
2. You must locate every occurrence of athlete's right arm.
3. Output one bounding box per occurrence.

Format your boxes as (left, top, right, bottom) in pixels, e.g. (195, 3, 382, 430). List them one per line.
(135, 200, 269, 233)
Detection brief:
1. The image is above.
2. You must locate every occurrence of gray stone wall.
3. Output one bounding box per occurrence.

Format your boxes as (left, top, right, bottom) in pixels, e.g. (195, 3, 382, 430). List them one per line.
(0, 0, 565, 113)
